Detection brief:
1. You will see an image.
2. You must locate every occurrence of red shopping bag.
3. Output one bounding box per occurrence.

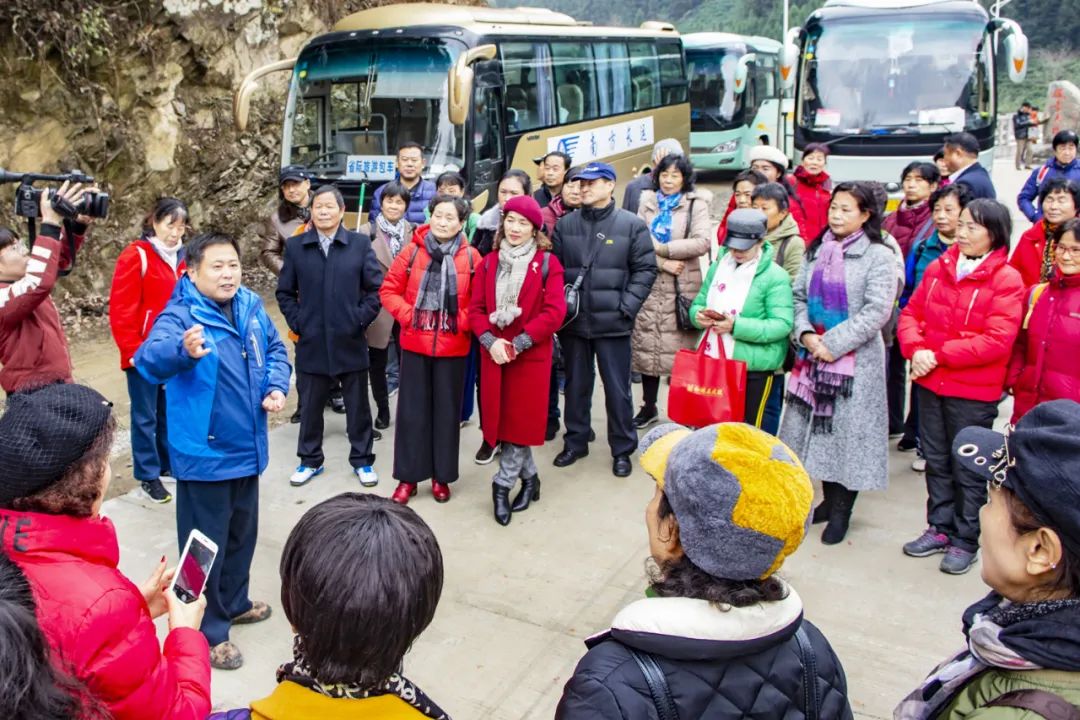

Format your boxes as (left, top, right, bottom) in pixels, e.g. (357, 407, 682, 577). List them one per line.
(668, 331, 747, 427)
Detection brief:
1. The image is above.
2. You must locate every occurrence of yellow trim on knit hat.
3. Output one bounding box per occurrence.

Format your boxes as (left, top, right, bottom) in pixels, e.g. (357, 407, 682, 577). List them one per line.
(639, 426, 693, 489)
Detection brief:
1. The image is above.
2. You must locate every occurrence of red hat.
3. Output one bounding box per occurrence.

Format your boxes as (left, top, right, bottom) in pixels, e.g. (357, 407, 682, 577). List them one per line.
(502, 195, 544, 230)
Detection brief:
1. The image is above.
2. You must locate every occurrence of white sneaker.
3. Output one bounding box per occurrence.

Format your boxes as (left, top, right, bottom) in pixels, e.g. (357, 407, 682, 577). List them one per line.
(912, 457, 927, 473)
(355, 465, 378, 487)
(290, 465, 324, 487)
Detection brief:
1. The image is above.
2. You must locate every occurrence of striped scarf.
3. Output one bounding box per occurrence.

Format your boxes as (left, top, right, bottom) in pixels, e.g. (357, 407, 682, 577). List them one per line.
(412, 233, 462, 334)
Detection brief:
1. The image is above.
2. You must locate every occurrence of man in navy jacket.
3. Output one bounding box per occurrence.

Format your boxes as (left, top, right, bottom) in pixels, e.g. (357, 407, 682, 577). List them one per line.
(277, 185, 384, 489)
(943, 132, 996, 200)
(136, 231, 291, 669)
(368, 142, 437, 225)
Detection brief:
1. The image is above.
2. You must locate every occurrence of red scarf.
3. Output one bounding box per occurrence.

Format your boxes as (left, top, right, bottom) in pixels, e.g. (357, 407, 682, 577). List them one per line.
(795, 165, 832, 189)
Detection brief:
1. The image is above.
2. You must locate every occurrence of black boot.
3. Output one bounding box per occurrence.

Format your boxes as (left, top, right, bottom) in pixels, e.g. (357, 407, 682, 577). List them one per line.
(492, 484, 512, 526)
(811, 482, 834, 524)
(512, 473, 541, 512)
(821, 484, 858, 545)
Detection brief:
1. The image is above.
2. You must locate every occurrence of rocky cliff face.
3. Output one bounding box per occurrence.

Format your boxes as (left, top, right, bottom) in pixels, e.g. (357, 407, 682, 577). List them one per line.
(0, 0, 479, 330)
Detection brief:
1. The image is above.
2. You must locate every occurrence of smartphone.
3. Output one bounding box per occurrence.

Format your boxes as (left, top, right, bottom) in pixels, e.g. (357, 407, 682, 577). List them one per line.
(703, 309, 725, 320)
(170, 530, 218, 604)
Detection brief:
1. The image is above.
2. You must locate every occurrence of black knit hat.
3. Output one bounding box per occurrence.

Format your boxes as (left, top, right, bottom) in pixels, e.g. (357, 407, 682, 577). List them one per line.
(0, 384, 113, 505)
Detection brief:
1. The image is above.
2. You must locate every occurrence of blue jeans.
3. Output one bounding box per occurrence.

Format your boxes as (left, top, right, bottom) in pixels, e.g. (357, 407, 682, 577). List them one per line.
(126, 368, 170, 481)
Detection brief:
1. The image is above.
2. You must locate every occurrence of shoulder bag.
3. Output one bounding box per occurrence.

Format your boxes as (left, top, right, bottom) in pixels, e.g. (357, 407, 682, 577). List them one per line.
(629, 648, 679, 720)
(795, 625, 821, 720)
(562, 234, 604, 329)
(673, 199, 697, 331)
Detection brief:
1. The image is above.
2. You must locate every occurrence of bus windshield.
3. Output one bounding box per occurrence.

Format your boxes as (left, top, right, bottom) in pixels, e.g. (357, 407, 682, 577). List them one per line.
(687, 46, 746, 132)
(799, 13, 993, 136)
(284, 37, 466, 178)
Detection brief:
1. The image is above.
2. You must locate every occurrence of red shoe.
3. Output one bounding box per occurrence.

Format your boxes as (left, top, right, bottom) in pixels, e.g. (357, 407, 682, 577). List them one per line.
(391, 483, 417, 505)
(432, 480, 451, 503)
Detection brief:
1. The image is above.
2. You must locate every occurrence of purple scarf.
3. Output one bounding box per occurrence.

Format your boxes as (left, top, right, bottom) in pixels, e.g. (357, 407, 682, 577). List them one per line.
(786, 230, 861, 432)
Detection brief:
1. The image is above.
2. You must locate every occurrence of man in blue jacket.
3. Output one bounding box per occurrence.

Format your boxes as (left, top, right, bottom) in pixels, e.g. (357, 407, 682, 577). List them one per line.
(135, 231, 291, 671)
(368, 141, 437, 225)
(942, 132, 996, 200)
(1017, 129, 1080, 223)
(276, 185, 384, 489)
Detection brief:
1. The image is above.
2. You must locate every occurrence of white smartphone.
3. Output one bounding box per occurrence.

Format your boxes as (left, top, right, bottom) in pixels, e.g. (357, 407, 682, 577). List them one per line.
(170, 529, 219, 604)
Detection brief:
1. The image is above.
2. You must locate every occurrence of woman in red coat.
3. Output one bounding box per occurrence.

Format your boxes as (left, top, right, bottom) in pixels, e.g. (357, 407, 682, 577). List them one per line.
(0, 383, 210, 720)
(380, 195, 482, 505)
(1007, 218, 1080, 422)
(1008, 178, 1079, 287)
(897, 199, 1025, 576)
(469, 196, 566, 526)
(792, 142, 832, 243)
(108, 197, 188, 504)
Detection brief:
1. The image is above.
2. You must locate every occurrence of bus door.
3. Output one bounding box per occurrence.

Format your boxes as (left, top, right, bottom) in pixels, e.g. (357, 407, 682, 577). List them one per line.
(470, 59, 506, 210)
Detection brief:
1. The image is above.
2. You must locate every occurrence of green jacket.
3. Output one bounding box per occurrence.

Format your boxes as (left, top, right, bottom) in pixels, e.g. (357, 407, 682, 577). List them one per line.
(689, 241, 794, 372)
(938, 668, 1080, 719)
(423, 207, 480, 241)
(765, 213, 805, 283)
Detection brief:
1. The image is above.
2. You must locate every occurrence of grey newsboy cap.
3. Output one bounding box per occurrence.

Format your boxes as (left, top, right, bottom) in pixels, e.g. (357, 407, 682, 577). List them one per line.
(724, 208, 768, 251)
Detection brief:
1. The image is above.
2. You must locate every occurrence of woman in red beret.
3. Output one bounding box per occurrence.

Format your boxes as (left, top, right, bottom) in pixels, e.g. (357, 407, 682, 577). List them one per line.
(469, 195, 566, 525)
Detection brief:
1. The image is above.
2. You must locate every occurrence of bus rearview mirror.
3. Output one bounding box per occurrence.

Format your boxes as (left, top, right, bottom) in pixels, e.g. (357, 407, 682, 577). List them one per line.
(779, 44, 799, 91)
(448, 44, 498, 126)
(734, 53, 756, 96)
(234, 57, 298, 132)
(1004, 28, 1028, 83)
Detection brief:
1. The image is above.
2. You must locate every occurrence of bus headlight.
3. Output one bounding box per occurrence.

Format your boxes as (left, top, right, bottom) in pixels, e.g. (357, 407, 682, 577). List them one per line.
(711, 140, 738, 154)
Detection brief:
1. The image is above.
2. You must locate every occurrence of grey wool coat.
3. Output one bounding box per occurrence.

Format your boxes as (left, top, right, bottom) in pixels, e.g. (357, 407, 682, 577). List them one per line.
(779, 235, 900, 492)
(631, 190, 713, 377)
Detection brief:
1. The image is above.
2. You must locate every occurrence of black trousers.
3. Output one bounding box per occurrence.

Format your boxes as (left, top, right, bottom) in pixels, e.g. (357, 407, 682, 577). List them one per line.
(394, 351, 466, 484)
(916, 385, 998, 553)
(745, 371, 783, 435)
(297, 370, 375, 469)
(561, 334, 636, 457)
(175, 476, 258, 647)
(369, 345, 390, 415)
(887, 342, 908, 435)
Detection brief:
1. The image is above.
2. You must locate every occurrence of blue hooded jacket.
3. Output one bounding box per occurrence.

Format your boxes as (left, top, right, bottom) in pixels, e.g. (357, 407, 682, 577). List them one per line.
(1017, 157, 1080, 222)
(134, 277, 291, 481)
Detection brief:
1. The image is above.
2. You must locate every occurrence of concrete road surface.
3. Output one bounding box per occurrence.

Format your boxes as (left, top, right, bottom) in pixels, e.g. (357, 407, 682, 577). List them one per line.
(92, 159, 1032, 719)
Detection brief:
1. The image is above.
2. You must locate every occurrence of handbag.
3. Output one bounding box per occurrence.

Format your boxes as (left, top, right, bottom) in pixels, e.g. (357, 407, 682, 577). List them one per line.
(673, 277, 694, 332)
(795, 625, 821, 720)
(629, 649, 679, 720)
(562, 236, 605, 329)
(668, 330, 747, 427)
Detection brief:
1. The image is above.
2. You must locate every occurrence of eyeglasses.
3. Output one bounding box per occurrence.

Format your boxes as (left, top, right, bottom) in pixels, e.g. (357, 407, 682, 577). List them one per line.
(1054, 244, 1080, 258)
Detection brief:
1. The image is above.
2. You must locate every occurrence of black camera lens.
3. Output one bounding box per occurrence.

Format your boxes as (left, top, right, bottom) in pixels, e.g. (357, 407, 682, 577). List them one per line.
(77, 191, 110, 219)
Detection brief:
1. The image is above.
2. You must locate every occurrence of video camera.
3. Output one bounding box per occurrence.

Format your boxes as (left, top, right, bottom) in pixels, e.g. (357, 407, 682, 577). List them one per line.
(0, 168, 110, 220)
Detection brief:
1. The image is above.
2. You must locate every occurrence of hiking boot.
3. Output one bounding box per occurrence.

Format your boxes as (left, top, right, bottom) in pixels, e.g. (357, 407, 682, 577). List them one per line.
(633, 405, 659, 430)
(940, 546, 978, 575)
(140, 479, 172, 504)
(903, 527, 949, 557)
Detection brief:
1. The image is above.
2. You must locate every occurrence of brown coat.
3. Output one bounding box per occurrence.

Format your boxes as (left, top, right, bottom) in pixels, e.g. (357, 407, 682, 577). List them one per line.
(260, 199, 309, 276)
(365, 221, 412, 350)
(631, 190, 713, 376)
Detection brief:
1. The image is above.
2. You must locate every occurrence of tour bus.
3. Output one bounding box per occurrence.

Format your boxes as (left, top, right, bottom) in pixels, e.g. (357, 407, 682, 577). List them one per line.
(685, 33, 785, 172)
(779, 0, 1028, 189)
(234, 4, 690, 220)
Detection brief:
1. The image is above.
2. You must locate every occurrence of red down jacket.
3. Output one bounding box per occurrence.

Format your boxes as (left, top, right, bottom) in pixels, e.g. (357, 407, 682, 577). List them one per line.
(898, 245, 1025, 402)
(108, 240, 186, 370)
(1007, 270, 1080, 422)
(1, 509, 211, 720)
(1009, 221, 1054, 289)
(379, 225, 482, 358)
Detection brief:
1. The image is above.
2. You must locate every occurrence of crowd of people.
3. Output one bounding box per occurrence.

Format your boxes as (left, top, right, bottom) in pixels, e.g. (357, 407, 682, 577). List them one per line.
(2, 121, 1080, 719)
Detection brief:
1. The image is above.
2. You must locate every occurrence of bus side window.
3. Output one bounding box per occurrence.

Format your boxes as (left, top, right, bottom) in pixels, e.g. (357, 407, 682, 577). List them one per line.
(629, 41, 660, 110)
(595, 42, 631, 117)
(551, 43, 599, 123)
(500, 42, 556, 131)
(657, 40, 688, 105)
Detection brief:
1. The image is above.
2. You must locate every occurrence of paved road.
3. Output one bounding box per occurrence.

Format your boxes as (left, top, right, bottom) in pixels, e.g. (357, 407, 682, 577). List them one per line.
(95, 159, 1031, 719)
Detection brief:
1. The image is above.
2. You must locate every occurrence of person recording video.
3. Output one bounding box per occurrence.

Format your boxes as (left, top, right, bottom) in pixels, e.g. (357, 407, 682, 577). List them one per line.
(0, 182, 96, 395)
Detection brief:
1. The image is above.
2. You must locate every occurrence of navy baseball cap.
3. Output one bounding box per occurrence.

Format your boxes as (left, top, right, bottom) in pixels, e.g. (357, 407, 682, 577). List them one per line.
(576, 162, 617, 182)
(954, 400, 1080, 555)
(724, 209, 768, 251)
(279, 165, 310, 184)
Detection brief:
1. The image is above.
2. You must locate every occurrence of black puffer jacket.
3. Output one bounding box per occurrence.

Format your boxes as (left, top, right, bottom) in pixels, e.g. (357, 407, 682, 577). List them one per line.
(556, 593, 853, 720)
(553, 201, 657, 338)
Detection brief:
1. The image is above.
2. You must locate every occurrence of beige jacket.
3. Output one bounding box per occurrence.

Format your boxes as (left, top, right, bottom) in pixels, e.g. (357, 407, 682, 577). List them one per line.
(631, 189, 713, 376)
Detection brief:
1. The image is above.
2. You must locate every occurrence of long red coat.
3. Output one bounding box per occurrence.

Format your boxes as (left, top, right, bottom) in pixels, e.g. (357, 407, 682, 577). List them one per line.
(468, 248, 566, 447)
(898, 245, 1025, 402)
(109, 240, 186, 369)
(793, 167, 832, 244)
(2, 509, 211, 719)
(1007, 270, 1080, 422)
(1009, 221, 1052, 288)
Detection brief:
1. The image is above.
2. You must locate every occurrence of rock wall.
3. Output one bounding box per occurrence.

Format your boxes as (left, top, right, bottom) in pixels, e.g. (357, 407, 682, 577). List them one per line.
(0, 0, 480, 330)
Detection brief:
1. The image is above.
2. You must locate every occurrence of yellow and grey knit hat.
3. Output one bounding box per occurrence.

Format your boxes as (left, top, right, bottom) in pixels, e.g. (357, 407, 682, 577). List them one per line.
(640, 423, 813, 581)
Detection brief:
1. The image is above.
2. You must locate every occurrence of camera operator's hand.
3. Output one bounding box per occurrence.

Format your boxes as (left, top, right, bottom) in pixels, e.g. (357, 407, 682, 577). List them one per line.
(39, 181, 86, 227)
(183, 324, 212, 359)
(74, 186, 102, 227)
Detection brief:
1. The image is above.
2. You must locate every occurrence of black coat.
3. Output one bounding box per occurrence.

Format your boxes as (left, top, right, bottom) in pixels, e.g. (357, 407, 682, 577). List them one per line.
(621, 172, 654, 215)
(553, 201, 657, 338)
(556, 597, 853, 720)
(952, 162, 997, 200)
(276, 224, 383, 376)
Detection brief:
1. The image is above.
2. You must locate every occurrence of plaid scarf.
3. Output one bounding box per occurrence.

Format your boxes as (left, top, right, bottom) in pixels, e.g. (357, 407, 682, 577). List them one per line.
(377, 214, 409, 257)
(413, 233, 462, 334)
(277, 636, 450, 719)
(786, 230, 861, 433)
(650, 192, 683, 244)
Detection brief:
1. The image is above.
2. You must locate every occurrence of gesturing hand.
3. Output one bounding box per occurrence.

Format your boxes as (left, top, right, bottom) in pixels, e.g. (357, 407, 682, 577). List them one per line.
(262, 390, 286, 413)
(183, 325, 211, 359)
